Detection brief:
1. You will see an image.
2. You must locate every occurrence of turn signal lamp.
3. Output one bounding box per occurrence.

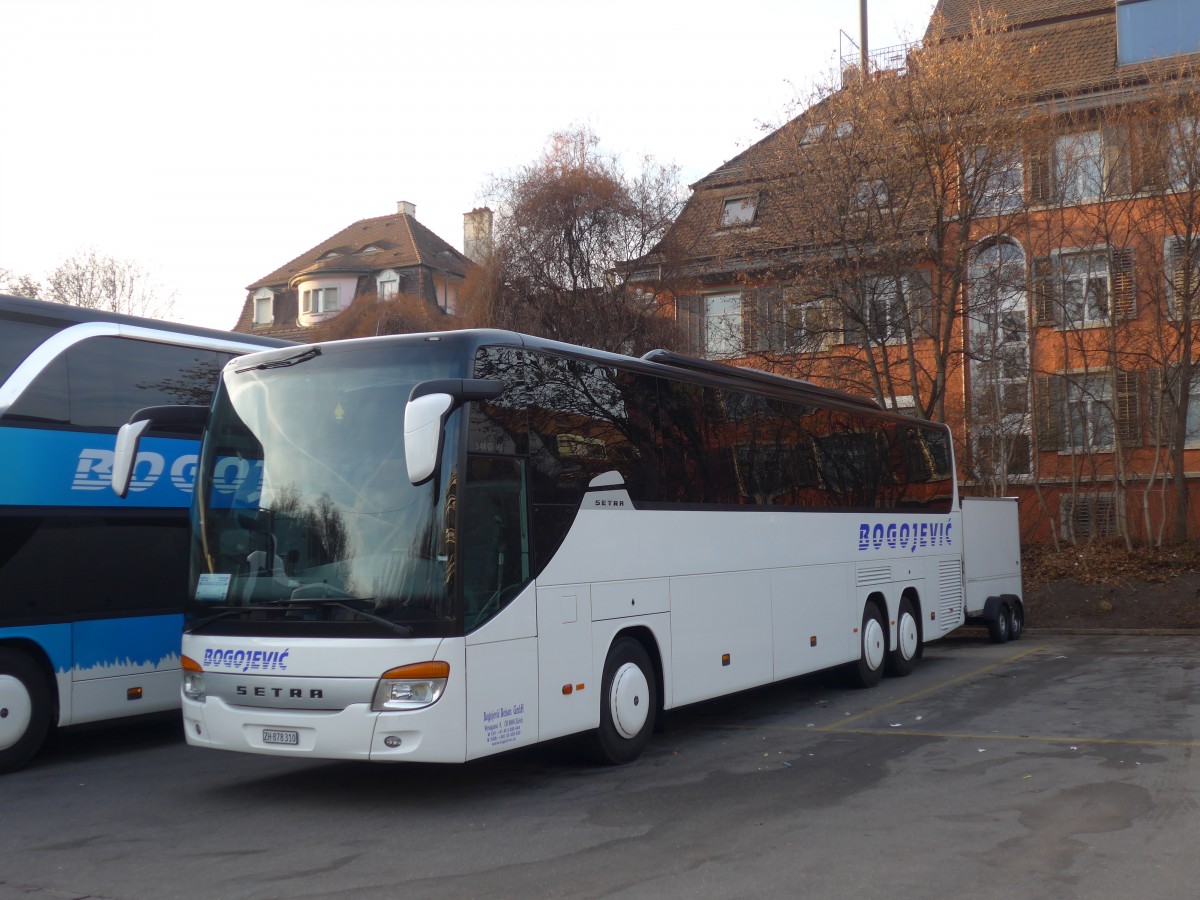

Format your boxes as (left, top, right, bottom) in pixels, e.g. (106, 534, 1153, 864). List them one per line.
(372, 661, 450, 711)
(181, 655, 206, 703)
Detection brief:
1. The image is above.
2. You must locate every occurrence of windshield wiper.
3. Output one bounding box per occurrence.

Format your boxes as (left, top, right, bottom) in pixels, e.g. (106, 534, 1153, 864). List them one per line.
(281, 597, 412, 635)
(186, 604, 283, 633)
(236, 347, 321, 373)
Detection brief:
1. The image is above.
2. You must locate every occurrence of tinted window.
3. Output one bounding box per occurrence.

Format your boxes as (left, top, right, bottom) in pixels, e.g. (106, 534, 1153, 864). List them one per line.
(4, 336, 224, 430)
(0, 319, 63, 384)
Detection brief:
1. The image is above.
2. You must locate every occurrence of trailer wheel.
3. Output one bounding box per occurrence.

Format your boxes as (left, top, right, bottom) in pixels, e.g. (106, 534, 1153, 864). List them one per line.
(987, 604, 1011, 644)
(851, 602, 886, 688)
(0, 648, 54, 774)
(1008, 603, 1024, 641)
(886, 598, 920, 677)
(587, 637, 656, 765)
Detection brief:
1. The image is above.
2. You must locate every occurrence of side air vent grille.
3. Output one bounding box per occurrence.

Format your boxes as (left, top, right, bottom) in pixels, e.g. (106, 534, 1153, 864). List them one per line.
(938, 558, 964, 633)
(857, 564, 892, 586)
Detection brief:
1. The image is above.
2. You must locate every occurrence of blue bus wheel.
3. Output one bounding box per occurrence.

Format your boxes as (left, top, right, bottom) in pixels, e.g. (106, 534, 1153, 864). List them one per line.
(0, 649, 54, 774)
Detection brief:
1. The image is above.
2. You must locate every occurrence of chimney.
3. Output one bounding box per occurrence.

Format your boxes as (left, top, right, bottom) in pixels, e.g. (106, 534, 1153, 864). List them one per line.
(463, 207, 493, 264)
(397, 200, 416, 217)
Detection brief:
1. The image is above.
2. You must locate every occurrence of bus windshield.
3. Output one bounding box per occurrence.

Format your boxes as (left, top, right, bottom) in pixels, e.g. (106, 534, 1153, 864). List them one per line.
(189, 343, 465, 638)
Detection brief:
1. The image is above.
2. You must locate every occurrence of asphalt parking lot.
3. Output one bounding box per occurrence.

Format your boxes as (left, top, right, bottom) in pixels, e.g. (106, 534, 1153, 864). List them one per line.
(2, 632, 1198, 900)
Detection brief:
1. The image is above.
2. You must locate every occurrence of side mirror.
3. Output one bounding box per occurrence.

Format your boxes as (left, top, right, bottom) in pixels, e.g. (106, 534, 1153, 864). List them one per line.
(111, 405, 209, 498)
(404, 378, 504, 484)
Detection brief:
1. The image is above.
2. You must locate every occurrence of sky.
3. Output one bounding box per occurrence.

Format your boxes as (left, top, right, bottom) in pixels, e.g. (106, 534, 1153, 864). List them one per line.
(0, 0, 937, 331)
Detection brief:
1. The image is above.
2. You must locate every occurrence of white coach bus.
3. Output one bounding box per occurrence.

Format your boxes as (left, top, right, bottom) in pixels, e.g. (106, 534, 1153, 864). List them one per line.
(114, 329, 1018, 764)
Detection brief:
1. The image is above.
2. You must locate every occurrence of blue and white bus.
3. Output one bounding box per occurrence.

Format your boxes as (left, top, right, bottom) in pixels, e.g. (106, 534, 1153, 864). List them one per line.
(112, 330, 1013, 766)
(0, 294, 289, 772)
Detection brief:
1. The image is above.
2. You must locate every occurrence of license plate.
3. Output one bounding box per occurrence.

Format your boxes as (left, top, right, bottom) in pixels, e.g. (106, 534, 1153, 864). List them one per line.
(262, 729, 299, 746)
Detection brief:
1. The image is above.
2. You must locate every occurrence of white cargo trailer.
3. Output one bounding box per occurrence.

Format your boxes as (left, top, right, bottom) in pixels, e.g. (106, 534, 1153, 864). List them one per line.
(961, 497, 1024, 642)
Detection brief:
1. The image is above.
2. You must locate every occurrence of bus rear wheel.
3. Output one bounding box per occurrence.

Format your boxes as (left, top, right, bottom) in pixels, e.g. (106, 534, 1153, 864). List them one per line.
(0, 648, 53, 774)
(851, 603, 886, 689)
(587, 637, 656, 765)
(886, 597, 920, 677)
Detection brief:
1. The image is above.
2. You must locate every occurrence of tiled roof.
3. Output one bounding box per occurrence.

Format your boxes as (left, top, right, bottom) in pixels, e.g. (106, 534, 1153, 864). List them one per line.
(657, 0, 1200, 279)
(247, 211, 470, 291)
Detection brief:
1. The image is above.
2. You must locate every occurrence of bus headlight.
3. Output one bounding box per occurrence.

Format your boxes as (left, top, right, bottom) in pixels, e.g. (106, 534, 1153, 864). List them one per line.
(182, 655, 206, 702)
(372, 661, 449, 711)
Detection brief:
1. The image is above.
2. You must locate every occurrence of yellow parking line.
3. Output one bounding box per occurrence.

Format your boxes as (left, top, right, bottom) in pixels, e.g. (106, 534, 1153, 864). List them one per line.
(832, 644, 1047, 729)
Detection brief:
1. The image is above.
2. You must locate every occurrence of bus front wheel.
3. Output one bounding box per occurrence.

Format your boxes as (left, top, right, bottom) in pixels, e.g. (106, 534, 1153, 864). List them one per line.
(851, 603, 886, 689)
(0, 648, 53, 774)
(588, 637, 656, 765)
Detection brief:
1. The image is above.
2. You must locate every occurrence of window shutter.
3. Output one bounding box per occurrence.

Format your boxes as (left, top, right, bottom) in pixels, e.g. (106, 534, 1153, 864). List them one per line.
(1115, 369, 1142, 448)
(677, 296, 704, 355)
(1028, 144, 1052, 204)
(1168, 237, 1196, 315)
(1102, 124, 1131, 196)
(1147, 367, 1178, 447)
(1032, 257, 1058, 326)
(1110, 247, 1136, 320)
(842, 288, 866, 345)
(1134, 118, 1166, 192)
(1035, 373, 1065, 451)
(907, 270, 934, 339)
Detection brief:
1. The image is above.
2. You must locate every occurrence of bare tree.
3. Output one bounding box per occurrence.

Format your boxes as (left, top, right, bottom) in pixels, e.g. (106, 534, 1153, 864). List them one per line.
(735, 12, 1036, 422)
(44, 249, 175, 318)
(464, 125, 687, 354)
(311, 290, 454, 341)
(0, 269, 43, 299)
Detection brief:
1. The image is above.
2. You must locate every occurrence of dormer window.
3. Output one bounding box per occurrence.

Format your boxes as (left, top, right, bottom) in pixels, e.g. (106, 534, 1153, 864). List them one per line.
(362, 245, 382, 254)
(720, 195, 758, 228)
(302, 286, 339, 314)
(319, 250, 341, 260)
(377, 269, 399, 300)
(252, 288, 274, 326)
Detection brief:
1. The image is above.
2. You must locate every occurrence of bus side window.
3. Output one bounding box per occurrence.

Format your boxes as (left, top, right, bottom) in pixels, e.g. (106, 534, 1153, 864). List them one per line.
(66, 338, 221, 430)
(460, 456, 530, 632)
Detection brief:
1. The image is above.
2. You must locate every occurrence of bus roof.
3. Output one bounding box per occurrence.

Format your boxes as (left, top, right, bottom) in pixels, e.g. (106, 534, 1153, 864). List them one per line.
(0, 293, 293, 349)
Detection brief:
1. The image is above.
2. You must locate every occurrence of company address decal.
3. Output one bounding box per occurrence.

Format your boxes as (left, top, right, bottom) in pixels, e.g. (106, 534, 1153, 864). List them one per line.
(858, 518, 953, 554)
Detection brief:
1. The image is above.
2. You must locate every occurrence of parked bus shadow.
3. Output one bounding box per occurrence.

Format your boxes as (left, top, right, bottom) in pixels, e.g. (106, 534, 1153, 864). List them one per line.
(34, 710, 184, 768)
(200, 651, 964, 806)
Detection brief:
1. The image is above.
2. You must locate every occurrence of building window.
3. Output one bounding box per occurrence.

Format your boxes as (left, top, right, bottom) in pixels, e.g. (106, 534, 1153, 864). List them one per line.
(1059, 251, 1110, 325)
(301, 286, 339, 314)
(843, 272, 932, 345)
(1037, 370, 1141, 453)
(970, 146, 1023, 214)
(377, 270, 399, 300)
(704, 293, 742, 357)
(720, 195, 758, 228)
(788, 292, 839, 351)
(1166, 117, 1200, 191)
(1149, 367, 1200, 447)
(1055, 132, 1105, 204)
(968, 239, 1030, 480)
(1066, 374, 1115, 451)
(676, 293, 743, 358)
(1033, 248, 1136, 327)
(852, 179, 889, 212)
(1033, 129, 1130, 205)
(252, 289, 274, 326)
